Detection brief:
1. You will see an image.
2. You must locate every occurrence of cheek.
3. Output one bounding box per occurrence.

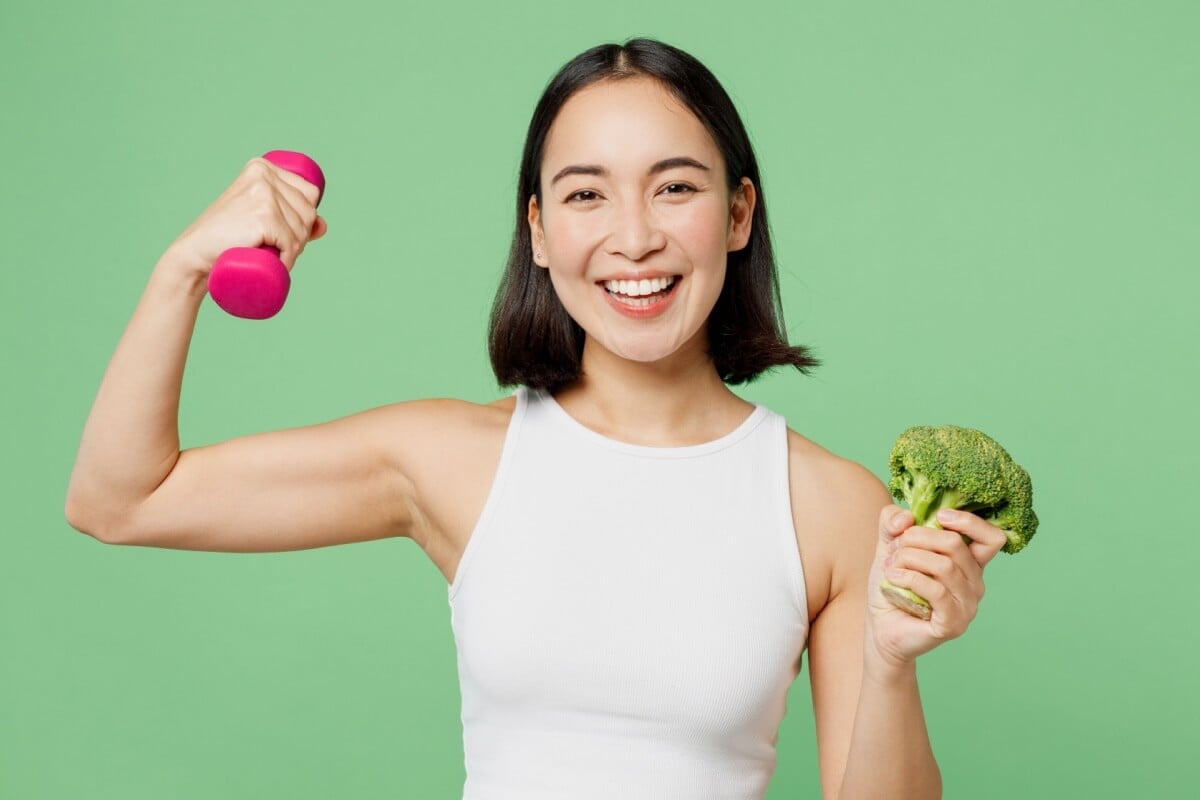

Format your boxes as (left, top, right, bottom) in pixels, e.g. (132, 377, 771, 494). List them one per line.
(544, 211, 598, 263)
(674, 203, 731, 262)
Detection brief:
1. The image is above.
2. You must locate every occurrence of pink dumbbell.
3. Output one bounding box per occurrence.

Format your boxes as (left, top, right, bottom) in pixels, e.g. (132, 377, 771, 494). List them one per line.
(207, 150, 326, 319)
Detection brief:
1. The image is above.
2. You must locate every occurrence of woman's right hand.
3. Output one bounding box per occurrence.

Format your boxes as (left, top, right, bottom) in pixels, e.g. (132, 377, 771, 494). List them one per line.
(162, 156, 328, 281)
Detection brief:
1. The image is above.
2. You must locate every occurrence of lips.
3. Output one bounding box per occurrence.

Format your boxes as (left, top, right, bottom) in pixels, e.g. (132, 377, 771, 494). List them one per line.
(602, 275, 676, 297)
(599, 274, 681, 317)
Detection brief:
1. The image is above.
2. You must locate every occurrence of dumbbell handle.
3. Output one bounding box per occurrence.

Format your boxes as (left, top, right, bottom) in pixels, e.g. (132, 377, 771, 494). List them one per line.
(207, 150, 326, 320)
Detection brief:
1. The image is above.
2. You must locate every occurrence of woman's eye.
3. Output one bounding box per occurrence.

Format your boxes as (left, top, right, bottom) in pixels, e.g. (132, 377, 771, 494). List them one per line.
(661, 183, 696, 196)
(567, 190, 600, 203)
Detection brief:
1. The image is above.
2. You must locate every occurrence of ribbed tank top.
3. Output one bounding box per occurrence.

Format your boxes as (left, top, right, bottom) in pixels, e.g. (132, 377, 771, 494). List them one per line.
(448, 386, 810, 799)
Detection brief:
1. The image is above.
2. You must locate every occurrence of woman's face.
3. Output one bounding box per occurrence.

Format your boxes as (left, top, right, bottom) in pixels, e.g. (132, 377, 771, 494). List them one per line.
(528, 77, 755, 366)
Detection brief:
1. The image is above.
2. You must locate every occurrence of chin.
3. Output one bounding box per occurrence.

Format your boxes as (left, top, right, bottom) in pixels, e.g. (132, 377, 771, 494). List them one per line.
(615, 347, 675, 364)
(603, 335, 687, 365)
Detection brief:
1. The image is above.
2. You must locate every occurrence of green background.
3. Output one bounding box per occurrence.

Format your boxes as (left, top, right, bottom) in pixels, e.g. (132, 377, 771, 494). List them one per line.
(3, 0, 1196, 797)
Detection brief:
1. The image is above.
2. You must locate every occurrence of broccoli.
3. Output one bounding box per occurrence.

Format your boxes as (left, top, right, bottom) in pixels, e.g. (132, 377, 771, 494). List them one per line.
(882, 425, 1038, 620)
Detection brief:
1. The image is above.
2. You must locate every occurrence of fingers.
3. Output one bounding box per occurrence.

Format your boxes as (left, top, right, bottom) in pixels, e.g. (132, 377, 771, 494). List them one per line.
(169, 156, 329, 278)
(869, 509, 1005, 658)
(258, 160, 319, 233)
(239, 157, 324, 268)
(933, 509, 1009, 567)
(311, 216, 328, 241)
(884, 521, 989, 634)
(881, 567, 965, 637)
(888, 525, 980, 587)
(268, 162, 322, 208)
(270, 169, 321, 228)
(878, 504, 912, 546)
(243, 156, 322, 208)
(886, 540, 975, 600)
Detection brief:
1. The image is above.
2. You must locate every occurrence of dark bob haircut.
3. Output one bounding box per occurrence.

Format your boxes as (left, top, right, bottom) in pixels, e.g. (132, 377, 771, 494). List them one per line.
(488, 38, 819, 391)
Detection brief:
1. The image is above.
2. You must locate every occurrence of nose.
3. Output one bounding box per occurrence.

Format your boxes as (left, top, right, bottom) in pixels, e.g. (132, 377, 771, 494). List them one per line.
(604, 201, 667, 262)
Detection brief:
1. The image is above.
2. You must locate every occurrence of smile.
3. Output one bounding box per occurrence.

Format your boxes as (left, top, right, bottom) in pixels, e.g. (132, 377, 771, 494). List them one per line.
(598, 275, 681, 316)
(600, 278, 676, 309)
(603, 275, 676, 297)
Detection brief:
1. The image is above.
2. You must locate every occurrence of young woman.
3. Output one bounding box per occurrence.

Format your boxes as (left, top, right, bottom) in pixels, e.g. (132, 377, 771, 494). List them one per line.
(66, 39, 1008, 800)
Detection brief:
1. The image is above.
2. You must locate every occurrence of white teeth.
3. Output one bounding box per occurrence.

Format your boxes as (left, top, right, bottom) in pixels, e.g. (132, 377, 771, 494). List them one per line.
(603, 276, 677, 297)
(615, 295, 654, 307)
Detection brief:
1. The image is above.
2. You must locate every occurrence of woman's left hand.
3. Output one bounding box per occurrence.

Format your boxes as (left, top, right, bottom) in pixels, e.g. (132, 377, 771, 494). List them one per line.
(864, 504, 1010, 673)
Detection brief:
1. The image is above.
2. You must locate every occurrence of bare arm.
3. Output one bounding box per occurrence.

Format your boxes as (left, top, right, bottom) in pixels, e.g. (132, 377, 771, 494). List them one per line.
(65, 252, 214, 540)
(61, 158, 414, 550)
(805, 452, 1011, 799)
(807, 496, 941, 799)
(795, 452, 941, 799)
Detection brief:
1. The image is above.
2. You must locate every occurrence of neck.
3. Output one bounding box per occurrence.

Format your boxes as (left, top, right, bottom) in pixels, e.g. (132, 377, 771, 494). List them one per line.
(551, 331, 753, 447)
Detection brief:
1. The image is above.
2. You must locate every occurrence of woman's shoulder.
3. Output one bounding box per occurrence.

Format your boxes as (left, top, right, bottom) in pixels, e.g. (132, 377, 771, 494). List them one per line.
(388, 393, 517, 418)
(784, 427, 887, 505)
(367, 394, 516, 465)
(369, 393, 516, 438)
(783, 427, 892, 619)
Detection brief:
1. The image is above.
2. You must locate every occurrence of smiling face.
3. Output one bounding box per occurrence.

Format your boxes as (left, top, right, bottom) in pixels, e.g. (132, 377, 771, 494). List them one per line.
(528, 76, 755, 366)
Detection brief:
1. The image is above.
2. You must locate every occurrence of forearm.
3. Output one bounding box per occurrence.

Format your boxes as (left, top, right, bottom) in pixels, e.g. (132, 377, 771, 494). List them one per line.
(65, 250, 208, 537)
(836, 659, 941, 800)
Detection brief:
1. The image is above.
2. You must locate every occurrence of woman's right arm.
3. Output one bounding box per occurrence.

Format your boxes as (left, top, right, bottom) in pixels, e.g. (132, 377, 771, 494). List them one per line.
(64, 158, 415, 551)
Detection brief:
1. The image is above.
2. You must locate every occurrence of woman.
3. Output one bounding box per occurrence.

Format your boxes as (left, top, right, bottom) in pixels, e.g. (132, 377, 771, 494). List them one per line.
(66, 39, 1008, 799)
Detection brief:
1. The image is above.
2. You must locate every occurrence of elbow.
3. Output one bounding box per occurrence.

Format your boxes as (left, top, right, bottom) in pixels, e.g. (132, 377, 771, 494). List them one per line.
(64, 494, 96, 537)
(64, 495, 133, 545)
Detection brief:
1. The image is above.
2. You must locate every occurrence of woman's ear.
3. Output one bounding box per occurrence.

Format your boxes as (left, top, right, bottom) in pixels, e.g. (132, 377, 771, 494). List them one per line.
(527, 195, 549, 268)
(727, 178, 756, 252)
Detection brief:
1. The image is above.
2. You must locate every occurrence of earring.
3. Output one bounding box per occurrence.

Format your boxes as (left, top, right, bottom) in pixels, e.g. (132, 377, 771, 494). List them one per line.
(535, 250, 543, 260)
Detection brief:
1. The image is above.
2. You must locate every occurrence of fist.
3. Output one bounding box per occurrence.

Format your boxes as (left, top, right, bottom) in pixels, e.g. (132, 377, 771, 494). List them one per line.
(165, 157, 327, 279)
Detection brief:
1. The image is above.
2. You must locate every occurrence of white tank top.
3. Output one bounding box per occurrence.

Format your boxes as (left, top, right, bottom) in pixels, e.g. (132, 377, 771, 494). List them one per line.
(448, 386, 810, 799)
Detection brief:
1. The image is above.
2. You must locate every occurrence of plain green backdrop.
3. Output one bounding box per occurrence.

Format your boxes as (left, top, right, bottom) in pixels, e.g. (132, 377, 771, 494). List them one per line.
(2, 0, 1196, 797)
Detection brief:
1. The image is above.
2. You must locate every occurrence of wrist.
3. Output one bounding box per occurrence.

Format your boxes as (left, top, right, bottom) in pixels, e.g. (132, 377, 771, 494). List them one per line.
(150, 247, 211, 302)
(862, 640, 919, 689)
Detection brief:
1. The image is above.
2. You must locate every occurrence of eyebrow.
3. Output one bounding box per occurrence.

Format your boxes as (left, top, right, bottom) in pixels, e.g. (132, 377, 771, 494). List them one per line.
(549, 156, 710, 187)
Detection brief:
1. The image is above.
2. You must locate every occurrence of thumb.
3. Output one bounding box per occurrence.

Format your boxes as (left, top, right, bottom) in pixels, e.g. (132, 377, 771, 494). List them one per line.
(310, 215, 328, 241)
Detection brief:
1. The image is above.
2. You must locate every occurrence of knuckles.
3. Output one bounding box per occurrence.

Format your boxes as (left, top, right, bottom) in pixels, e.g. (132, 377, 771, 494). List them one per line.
(927, 553, 955, 579)
(240, 157, 321, 208)
(245, 175, 275, 204)
(298, 183, 321, 207)
(878, 505, 904, 534)
(923, 580, 948, 601)
(242, 157, 274, 181)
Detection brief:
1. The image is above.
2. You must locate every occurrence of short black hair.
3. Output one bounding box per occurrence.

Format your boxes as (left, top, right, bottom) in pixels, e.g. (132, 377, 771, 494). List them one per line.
(488, 38, 819, 391)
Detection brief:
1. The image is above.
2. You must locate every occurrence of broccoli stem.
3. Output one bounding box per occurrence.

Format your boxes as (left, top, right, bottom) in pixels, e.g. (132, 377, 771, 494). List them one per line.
(906, 474, 943, 527)
(880, 579, 932, 620)
(909, 480, 993, 531)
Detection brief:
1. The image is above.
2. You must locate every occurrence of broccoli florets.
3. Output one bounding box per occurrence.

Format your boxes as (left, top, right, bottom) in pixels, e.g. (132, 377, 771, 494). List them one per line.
(881, 425, 1039, 620)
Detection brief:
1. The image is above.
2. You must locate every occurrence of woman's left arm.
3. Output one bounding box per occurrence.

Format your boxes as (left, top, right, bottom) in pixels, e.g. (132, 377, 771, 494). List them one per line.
(805, 466, 1008, 800)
